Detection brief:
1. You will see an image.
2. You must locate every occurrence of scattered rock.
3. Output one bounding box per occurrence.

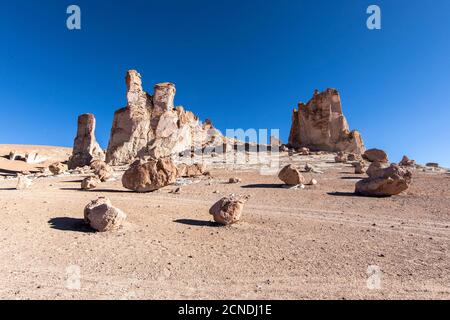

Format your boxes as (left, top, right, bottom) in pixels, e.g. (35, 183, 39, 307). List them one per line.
(16, 176, 32, 190)
(170, 187, 181, 194)
(399, 155, 416, 167)
(209, 194, 249, 225)
(426, 162, 439, 168)
(90, 160, 113, 182)
(278, 165, 306, 185)
(355, 164, 412, 197)
(68, 114, 105, 169)
(84, 197, 127, 232)
(354, 161, 366, 174)
(335, 152, 348, 163)
(363, 149, 389, 163)
(48, 162, 68, 175)
(308, 178, 318, 186)
(177, 163, 206, 177)
(299, 147, 310, 155)
(304, 163, 314, 172)
(122, 158, 178, 192)
(288, 89, 365, 154)
(81, 176, 100, 190)
(347, 153, 358, 162)
(228, 177, 242, 184)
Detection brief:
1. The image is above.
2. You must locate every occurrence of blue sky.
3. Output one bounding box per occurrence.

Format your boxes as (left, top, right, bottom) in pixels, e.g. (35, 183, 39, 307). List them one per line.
(1, 0, 449, 167)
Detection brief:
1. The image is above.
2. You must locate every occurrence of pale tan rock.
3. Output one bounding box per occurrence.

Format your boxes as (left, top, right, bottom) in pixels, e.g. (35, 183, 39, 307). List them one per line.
(49, 162, 68, 175)
(288, 89, 365, 154)
(308, 178, 318, 186)
(122, 158, 178, 192)
(90, 160, 113, 182)
(25, 152, 46, 164)
(81, 176, 100, 190)
(16, 176, 32, 190)
(68, 114, 105, 169)
(209, 194, 249, 225)
(363, 149, 389, 163)
(228, 177, 242, 184)
(354, 161, 366, 174)
(366, 161, 388, 178)
(278, 165, 306, 186)
(355, 164, 412, 197)
(299, 147, 310, 155)
(84, 197, 126, 232)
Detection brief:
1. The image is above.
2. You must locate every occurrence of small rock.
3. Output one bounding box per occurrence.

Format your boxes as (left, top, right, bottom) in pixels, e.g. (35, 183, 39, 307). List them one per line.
(278, 165, 306, 186)
(399, 155, 416, 167)
(49, 162, 68, 175)
(209, 194, 249, 225)
(81, 176, 100, 190)
(308, 178, 318, 186)
(335, 152, 347, 163)
(228, 177, 242, 184)
(84, 197, 127, 232)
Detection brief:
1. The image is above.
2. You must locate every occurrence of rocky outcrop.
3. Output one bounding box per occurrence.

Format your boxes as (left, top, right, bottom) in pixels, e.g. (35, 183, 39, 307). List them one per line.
(288, 89, 365, 154)
(68, 114, 105, 169)
(355, 164, 412, 197)
(209, 194, 249, 225)
(84, 197, 126, 232)
(399, 155, 415, 167)
(122, 158, 178, 192)
(106, 70, 222, 165)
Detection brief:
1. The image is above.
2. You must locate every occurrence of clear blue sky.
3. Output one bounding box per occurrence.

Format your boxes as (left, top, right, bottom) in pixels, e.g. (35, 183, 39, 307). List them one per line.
(1, 0, 449, 167)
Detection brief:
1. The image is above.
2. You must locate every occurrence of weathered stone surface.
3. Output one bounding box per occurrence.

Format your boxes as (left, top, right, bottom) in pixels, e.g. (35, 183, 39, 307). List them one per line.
(84, 197, 126, 232)
(353, 161, 366, 174)
(399, 155, 416, 167)
(49, 162, 67, 175)
(122, 158, 178, 192)
(366, 161, 388, 178)
(278, 165, 306, 185)
(16, 176, 32, 190)
(335, 152, 348, 163)
(177, 163, 205, 178)
(363, 148, 388, 163)
(81, 176, 100, 190)
(25, 152, 46, 164)
(288, 89, 365, 154)
(355, 164, 412, 197)
(209, 194, 249, 225)
(106, 70, 222, 165)
(68, 114, 105, 169)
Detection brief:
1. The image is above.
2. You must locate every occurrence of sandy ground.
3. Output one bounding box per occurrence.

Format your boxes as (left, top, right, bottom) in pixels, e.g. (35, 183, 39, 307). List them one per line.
(0, 145, 449, 300)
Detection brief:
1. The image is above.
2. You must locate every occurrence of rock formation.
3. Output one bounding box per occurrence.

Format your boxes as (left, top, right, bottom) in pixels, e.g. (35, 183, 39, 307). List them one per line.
(355, 164, 412, 197)
(106, 70, 222, 165)
(68, 114, 105, 169)
(288, 89, 365, 154)
(84, 197, 126, 232)
(209, 194, 249, 225)
(399, 155, 415, 167)
(122, 158, 178, 192)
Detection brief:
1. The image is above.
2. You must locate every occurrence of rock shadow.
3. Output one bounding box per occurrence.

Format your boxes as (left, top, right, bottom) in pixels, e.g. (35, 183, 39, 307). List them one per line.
(48, 217, 95, 233)
(241, 183, 284, 189)
(173, 219, 218, 227)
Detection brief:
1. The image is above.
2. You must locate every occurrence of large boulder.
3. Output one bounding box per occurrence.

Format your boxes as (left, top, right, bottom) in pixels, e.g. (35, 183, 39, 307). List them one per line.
(278, 165, 306, 186)
(122, 158, 178, 192)
(106, 70, 222, 165)
(49, 162, 68, 175)
(68, 114, 105, 169)
(84, 197, 126, 232)
(355, 164, 412, 197)
(209, 194, 249, 225)
(363, 148, 389, 163)
(288, 89, 365, 154)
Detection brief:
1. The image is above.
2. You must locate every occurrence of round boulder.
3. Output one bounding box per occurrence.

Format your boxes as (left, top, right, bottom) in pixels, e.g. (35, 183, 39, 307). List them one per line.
(84, 197, 126, 232)
(278, 165, 306, 185)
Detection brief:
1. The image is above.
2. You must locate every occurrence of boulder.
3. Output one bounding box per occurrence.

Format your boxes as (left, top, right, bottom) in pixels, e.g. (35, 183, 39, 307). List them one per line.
(16, 176, 32, 190)
(84, 197, 126, 232)
(209, 194, 249, 225)
(335, 152, 348, 163)
(299, 147, 310, 155)
(68, 114, 105, 169)
(363, 148, 389, 163)
(288, 89, 365, 154)
(353, 161, 366, 174)
(177, 163, 206, 178)
(81, 176, 100, 190)
(355, 164, 412, 197)
(278, 165, 306, 185)
(122, 158, 178, 192)
(49, 162, 68, 175)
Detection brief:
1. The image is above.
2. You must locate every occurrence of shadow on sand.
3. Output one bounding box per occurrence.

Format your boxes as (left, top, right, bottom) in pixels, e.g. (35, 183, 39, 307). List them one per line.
(327, 191, 359, 197)
(48, 217, 95, 233)
(173, 219, 218, 227)
(59, 187, 133, 193)
(240, 183, 284, 189)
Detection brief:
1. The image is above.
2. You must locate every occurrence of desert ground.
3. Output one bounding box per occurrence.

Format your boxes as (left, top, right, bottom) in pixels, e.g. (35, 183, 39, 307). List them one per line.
(0, 144, 449, 300)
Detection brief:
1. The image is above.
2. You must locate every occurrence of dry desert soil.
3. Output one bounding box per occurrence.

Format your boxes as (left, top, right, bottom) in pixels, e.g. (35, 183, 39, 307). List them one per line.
(0, 144, 449, 299)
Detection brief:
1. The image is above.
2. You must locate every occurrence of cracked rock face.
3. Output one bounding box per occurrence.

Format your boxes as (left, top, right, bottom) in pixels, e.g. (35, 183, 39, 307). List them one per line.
(68, 114, 105, 170)
(106, 70, 222, 165)
(288, 89, 365, 154)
